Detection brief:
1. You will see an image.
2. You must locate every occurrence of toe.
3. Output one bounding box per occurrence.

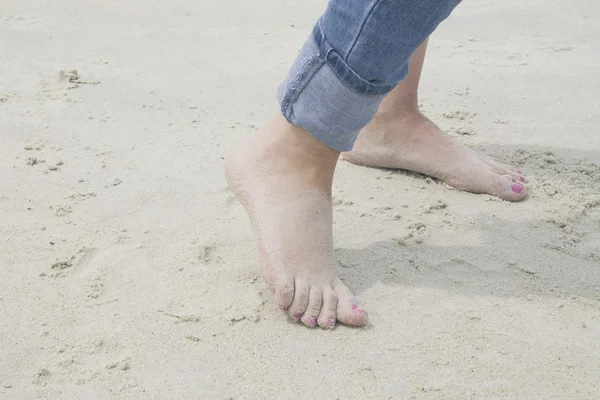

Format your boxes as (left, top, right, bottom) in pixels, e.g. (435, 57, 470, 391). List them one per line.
(486, 175, 527, 202)
(512, 172, 526, 183)
(334, 281, 368, 327)
(485, 157, 525, 176)
(274, 276, 295, 312)
(317, 286, 338, 329)
(490, 165, 524, 183)
(288, 280, 310, 320)
(502, 162, 524, 175)
(301, 286, 322, 327)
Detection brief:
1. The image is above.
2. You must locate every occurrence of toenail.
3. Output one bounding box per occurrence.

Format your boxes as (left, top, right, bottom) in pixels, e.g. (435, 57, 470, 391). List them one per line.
(308, 317, 317, 326)
(327, 319, 336, 328)
(352, 303, 365, 313)
(511, 183, 524, 193)
(293, 313, 303, 319)
(280, 306, 289, 311)
(517, 170, 522, 174)
(520, 176, 526, 183)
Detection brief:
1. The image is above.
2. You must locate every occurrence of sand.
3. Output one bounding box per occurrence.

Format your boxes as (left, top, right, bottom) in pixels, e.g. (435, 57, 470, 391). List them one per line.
(1, 0, 599, 398)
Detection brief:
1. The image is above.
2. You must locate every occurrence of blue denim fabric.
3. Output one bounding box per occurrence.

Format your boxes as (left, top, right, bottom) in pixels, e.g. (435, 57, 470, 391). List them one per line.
(278, 0, 461, 151)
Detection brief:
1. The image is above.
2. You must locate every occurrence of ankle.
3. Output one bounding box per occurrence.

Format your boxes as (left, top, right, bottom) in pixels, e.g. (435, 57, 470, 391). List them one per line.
(269, 114, 338, 161)
(372, 106, 424, 125)
(259, 115, 339, 189)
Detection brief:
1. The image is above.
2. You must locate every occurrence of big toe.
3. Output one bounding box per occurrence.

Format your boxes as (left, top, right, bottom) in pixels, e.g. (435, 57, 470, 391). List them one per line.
(487, 174, 527, 202)
(334, 281, 368, 327)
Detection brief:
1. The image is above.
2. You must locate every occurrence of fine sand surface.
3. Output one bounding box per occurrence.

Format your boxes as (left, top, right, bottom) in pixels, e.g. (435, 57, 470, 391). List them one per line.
(1, 0, 599, 398)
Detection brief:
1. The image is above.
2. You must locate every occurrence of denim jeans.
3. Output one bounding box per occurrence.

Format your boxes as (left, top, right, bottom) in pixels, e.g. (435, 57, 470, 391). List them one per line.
(277, 0, 461, 151)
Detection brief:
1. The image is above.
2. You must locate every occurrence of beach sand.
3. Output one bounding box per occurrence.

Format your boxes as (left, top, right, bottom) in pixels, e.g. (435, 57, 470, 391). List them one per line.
(1, 0, 599, 398)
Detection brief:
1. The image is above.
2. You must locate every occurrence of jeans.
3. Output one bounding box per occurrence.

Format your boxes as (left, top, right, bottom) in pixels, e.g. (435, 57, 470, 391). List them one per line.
(277, 0, 461, 151)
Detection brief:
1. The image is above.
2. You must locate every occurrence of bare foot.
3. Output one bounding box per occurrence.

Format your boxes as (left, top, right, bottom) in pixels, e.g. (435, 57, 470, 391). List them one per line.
(225, 115, 367, 329)
(343, 112, 527, 201)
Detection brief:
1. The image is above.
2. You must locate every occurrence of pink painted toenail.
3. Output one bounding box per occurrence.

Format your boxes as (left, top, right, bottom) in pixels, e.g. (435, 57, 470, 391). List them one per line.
(352, 303, 365, 313)
(280, 306, 289, 311)
(308, 317, 317, 326)
(327, 319, 335, 328)
(520, 176, 526, 183)
(511, 183, 524, 193)
(293, 313, 302, 319)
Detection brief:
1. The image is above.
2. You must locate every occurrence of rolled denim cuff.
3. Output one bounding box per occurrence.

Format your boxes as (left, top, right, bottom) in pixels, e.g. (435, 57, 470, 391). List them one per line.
(277, 24, 388, 152)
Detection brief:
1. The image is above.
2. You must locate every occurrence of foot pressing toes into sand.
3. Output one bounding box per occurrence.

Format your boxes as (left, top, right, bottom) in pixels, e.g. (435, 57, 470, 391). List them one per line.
(343, 112, 527, 201)
(225, 115, 368, 329)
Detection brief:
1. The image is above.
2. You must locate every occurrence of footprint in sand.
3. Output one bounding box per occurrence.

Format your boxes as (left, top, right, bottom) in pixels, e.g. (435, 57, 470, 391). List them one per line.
(45, 248, 98, 278)
(86, 279, 105, 299)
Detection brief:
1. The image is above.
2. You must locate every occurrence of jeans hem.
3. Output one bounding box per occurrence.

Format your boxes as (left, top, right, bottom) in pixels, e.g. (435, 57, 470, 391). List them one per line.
(314, 21, 395, 96)
(277, 35, 386, 152)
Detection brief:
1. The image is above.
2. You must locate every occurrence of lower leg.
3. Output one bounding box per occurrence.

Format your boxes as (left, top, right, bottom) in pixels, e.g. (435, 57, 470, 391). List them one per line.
(345, 39, 527, 201)
(376, 38, 429, 116)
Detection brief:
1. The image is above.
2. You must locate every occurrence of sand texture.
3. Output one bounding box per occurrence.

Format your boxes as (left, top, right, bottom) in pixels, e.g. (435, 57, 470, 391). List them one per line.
(1, 0, 599, 398)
